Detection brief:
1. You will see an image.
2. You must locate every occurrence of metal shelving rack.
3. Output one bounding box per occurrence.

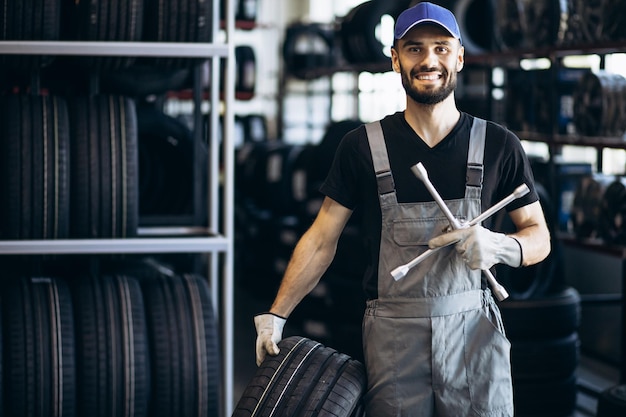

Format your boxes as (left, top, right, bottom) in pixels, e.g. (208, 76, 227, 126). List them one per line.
(465, 41, 626, 386)
(0, 1, 237, 416)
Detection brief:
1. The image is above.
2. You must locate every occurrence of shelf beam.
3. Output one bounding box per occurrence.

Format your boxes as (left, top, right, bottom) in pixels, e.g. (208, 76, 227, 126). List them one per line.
(0, 237, 228, 254)
(0, 41, 228, 57)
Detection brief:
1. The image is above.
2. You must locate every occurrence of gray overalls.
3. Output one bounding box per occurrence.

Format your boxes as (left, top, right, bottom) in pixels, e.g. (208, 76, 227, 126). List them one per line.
(362, 119, 513, 417)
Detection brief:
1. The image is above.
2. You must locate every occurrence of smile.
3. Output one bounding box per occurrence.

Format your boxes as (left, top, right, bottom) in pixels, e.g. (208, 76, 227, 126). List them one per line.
(417, 74, 442, 80)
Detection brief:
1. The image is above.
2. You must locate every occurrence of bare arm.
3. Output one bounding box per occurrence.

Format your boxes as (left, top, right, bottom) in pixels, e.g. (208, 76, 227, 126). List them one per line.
(269, 196, 353, 318)
(507, 200, 551, 266)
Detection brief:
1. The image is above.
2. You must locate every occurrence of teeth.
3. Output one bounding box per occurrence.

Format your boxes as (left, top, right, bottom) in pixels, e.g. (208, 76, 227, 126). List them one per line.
(418, 74, 440, 80)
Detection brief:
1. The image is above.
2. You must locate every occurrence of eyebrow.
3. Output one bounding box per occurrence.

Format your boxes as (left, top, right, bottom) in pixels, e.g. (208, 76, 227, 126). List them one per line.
(402, 39, 453, 47)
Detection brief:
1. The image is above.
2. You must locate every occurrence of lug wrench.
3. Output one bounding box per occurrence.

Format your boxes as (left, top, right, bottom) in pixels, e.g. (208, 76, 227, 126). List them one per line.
(391, 162, 529, 301)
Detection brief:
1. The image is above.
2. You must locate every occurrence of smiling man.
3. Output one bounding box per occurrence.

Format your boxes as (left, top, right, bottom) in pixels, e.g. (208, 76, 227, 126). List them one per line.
(253, 2, 551, 416)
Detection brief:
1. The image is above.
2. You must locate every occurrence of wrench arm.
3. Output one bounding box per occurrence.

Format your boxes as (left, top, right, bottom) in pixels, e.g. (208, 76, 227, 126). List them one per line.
(468, 184, 530, 227)
(390, 163, 525, 300)
(412, 164, 463, 229)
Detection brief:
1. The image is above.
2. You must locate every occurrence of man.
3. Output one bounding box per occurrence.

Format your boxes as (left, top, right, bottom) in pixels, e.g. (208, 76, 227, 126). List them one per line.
(254, 2, 551, 416)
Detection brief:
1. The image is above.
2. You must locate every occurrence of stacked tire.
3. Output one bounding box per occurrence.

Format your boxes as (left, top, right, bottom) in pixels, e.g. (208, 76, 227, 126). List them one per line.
(499, 287, 582, 417)
(573, 71, 626, 138)
(0, 263, 220, 417)
(232, 336, 366, 417)
(0, 0, 61, 78)
(495, 183, 580, 416)
(2, 276, 76, 417)
(0, 95, 70, 239)
(283, 23, 335, 79)
(561, 0, 626, 45)
(570, 174, 626, 245)
(0, 89, 213, 236)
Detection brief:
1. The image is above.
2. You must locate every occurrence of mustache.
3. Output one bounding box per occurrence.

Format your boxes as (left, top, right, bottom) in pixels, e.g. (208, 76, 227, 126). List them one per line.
(411, 66, 447, 77)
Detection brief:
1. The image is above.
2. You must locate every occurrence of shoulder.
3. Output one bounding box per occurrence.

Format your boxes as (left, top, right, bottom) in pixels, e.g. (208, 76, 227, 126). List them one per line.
(483, 117, 522, 145)
(340, 112, 406, 156)
(379, 111, 409, 133)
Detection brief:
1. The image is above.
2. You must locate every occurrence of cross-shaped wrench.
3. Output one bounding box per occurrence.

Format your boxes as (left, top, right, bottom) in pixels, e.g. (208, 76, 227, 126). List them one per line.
(390, 162, 530, 301)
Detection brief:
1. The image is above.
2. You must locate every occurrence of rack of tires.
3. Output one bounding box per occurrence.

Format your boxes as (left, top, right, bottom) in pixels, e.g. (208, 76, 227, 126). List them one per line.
(0, 259, 220, 417)
(281, 0, 626, 80)
(0, 0, 237, 416)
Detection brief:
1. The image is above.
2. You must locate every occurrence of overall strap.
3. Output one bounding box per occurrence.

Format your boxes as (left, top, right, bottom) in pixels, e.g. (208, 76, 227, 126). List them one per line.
(465, 117, 487, 199)
(365, 121, 398, 205)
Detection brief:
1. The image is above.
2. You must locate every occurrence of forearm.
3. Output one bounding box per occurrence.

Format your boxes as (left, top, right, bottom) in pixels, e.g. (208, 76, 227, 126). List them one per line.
(269, 229, 337, 318)
(508, 224, 551, 266)
(503, 200, 551, 267)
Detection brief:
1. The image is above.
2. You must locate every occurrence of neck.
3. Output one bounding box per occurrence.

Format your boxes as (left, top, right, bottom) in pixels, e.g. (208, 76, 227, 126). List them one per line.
(404, 96, 461, 148)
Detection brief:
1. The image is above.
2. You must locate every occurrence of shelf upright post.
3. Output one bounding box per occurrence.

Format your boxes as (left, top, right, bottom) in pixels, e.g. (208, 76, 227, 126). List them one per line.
(221, 0, 236, 414)
(547, 52, 561, 227)
(622, 256, 626, 383)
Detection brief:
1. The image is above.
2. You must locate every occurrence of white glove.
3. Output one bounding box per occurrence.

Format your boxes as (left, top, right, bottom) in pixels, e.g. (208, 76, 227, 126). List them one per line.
(254, 312, 287, 366)
(428, 224, 522, 270)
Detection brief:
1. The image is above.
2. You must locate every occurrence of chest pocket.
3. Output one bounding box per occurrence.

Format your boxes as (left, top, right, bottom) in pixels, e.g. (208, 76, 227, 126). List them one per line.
(390, 198, 469, 246)
(392, 217, 457, 246)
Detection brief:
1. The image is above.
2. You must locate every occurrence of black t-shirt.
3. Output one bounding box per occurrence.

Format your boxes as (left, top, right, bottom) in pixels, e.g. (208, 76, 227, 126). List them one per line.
(319, 111, 539, 299)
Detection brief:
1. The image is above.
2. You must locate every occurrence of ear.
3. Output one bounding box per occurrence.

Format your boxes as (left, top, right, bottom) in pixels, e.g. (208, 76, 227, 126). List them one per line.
(456, 45, 465, 72)
(391, 47, 401, 73)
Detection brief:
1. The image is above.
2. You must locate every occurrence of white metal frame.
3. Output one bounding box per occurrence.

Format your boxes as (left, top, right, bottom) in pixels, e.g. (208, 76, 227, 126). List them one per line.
(0, 0, 236, 415)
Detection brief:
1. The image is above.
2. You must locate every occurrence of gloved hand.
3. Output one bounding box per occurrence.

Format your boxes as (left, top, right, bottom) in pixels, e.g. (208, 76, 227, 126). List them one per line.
(254, 312, 287, 366)
(428, 224, 522, 270)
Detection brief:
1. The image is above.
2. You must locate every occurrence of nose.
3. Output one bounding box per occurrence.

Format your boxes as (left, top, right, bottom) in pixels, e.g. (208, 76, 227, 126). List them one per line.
(420, 49, 439, 69)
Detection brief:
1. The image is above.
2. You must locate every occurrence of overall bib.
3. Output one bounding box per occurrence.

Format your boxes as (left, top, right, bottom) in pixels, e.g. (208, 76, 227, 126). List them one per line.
(362, 119, 513, 417)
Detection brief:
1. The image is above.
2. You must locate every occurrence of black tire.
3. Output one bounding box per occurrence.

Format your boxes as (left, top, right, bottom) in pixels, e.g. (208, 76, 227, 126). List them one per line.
(498, 286, 581, 341)
(513, 374, 577, 417)
(598, 177, 626, 245)
(570, 173, 614, 239)
(100, 66, 191, 98)
(340, 1, 406, 64)
(141, 272, 220, 417)
(61, 0, 143, 70)
(232, 336, 366, 417)
(2, 276, 76, 417)
(67, 94, 139, 238)
(242, 114, 268, 144)
(0, 0, 61, 71)
(435, 0, 495, 54)
(0, 94, 70, 239)
(597, 384, 626, 417)
(71, 274, 150, 417)
(510, 332, 579, 380)
(283, 23, 335, 79)
(235, 141, 291, 209)
(142, 0, 213, 69)
(234, 45, 257, 99)
(493, 0, 564, 50)
(493, 183, 563, 299)
(137, 104, 204, 217)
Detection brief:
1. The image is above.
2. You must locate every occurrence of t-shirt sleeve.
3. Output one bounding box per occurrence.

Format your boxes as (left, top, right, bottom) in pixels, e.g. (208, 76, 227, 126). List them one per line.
(318, 129, 366, 210)
(500, 129, 539, 212)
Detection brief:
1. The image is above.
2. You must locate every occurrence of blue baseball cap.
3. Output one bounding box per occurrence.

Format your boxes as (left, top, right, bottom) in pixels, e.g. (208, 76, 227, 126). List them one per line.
(394, 2, 462, 43)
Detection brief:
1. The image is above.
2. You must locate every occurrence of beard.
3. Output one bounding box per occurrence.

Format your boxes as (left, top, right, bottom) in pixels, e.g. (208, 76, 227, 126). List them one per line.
(400, 62, 457, 105)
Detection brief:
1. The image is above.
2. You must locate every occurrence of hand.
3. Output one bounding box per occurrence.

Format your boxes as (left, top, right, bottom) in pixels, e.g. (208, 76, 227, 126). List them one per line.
(254, 312, 287, 366)
(428, 224, 522, 270)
